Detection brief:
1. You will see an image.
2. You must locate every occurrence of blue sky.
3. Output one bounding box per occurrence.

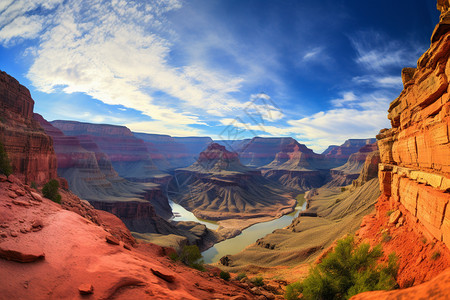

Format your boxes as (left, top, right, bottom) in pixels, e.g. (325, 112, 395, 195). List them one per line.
(0, 0, 439, 152)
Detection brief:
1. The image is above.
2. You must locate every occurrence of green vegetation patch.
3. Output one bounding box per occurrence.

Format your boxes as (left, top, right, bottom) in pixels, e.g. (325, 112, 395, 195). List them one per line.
(42, 179, 62, 204)
(287, 235, 398, 300)
(0, 141, 12, 176)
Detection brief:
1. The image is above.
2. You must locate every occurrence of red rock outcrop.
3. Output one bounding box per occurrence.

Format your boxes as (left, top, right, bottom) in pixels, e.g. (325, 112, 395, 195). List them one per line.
(0, 70, 57, 184)
(0, 175, 254, 300)
(355, 3, 450, 298)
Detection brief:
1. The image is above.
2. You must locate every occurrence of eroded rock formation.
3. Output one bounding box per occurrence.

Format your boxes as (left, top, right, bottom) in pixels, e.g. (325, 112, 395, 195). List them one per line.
(171, 143, 296, 232)
(0, 71, 57, 184)
(51, 120, 171, 184)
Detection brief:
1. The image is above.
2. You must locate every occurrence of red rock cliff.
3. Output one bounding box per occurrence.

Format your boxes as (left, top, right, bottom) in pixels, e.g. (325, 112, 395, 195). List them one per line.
(354, 3, 450, 297)
(0, 70, 57, 184)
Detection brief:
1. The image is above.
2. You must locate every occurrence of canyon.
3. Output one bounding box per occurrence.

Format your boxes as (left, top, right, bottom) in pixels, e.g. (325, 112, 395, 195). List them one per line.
(1, 1, 450, 298)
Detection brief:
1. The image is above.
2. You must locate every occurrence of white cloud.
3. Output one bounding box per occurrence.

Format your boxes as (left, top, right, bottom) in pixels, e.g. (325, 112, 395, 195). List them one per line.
(302, 47, 323, 61)
(8, 0, 252, 132)
(353, 75, 403, 88)
(350, 30, 424, 71)
(126, 120, 204, 137)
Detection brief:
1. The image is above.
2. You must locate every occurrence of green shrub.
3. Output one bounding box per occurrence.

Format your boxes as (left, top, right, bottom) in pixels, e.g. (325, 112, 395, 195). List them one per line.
(284, 282, 302, 300)
(220, 270, 231, 281)
(300, 235, 398, 300)
(42, 179, 62, 204)
(381, 232, 392, 243)
(172, 245, 205, 271)
(251, 276, 264, 287)
(30, 181, 38, 190)
(386, 210, 394, 217)
(0, 141, 12, 176)
(235, 273, 247, 281)
(431, 251, 441, 260)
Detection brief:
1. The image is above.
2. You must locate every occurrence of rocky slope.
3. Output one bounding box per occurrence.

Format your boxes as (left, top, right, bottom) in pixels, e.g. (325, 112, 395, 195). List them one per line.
(0, 175, 253, 300)
(171, 143, 296, 235)
(134, 132, 213, 170)
(51, 120, 171, 184)
(354, 2, 450, 297)
(0, 70, 57, 184)
(221, 149, 381, 271)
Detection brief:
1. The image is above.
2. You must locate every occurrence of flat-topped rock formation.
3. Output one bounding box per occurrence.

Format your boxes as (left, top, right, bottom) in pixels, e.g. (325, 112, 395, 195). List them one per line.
(0, 70, 57, 184)
(134, 132, 213, 170)
(51, 120, 170, 184)
(171, 143, 296, 233)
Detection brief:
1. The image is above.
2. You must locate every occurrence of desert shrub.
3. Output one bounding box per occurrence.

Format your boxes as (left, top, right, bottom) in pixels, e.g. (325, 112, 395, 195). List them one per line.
(30, 181, 38, 190)
(220, 270, 231, 281)
(251, 276, 264, 287)
(0, 141, 12, 176)
(235, 273, 247, 280)
(341, 187, 346, 192)
(300, 235, 398, 300)
(169, 252, 179, 261)
(284, 282, 302, 300)
(431, 251, 441, 260)
(42, 179, 62, 204)
(381, 232, 392, 243)
(178, 245, 204, 271)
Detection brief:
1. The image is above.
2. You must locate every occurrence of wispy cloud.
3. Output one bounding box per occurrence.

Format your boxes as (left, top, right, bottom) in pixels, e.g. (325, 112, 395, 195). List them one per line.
(350, 30, 424, 71)
(352, 75, 403, 88)
(302, 47, 324, 61)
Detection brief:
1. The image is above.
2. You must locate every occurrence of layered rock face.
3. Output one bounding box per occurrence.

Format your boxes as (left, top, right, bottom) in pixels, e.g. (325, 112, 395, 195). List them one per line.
(171, 143, 296, 225)
(376, 12, 450, 245)
(326, 143, 379, 187)
(259, 139, 329, 191)
(355, 4, 450, 297)
(0, 70, 57, 184)
(324, 138, 376, 162)
(51, 120, 170, 184)
(134, 132, 213, 170)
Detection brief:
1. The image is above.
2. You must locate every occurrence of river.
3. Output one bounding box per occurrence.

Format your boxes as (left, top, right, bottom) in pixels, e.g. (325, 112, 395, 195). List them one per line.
(170, 195, 306, 264)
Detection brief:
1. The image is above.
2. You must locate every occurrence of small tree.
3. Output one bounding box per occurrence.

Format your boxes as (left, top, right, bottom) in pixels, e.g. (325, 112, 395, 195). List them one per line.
(220, 270, 231, 281)
(42, 179, 62, 204)
(179, 245, 204, 271)
(284, 282, 302, 300)
(300, 235, 398, 300)
(0, 141, 12, 176)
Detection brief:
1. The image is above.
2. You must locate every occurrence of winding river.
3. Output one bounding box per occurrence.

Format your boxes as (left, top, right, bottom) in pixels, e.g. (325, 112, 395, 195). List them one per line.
(170, 195, 306, 264)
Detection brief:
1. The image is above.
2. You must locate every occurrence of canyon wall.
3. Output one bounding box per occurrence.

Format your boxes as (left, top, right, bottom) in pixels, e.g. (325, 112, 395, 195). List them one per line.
(0, 71, 57, 184)
(376, 10, 450, 246)
(51, 121, 171, 184)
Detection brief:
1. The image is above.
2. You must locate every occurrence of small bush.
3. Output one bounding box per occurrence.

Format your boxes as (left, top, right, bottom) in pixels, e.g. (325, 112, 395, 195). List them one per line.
(284, 282, 302, 300)
(0, 141, 12, 176)
(341, 187, 346, 192)
(220, 270, 231, 281)
(251, 277, 264, 287)
(169, 252, 179, 261)
(235, 273, 247, 281)
(300, 235, 398, 300)
(30, 181, 38, 190)
(421, 237, 427, 244)
(386, 210, 394, 217)
(172, 245, 205, 271)
(42, 179, 61, 204)
(431, 251, 441, 260)
(381, 232, 392, 243)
